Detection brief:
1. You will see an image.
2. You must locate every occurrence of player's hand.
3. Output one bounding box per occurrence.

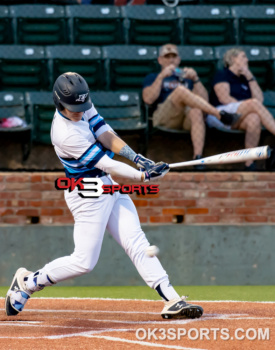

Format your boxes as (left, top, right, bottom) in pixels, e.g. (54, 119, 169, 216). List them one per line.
(142, 162, 170, 182)
(134, 154, 155, 171)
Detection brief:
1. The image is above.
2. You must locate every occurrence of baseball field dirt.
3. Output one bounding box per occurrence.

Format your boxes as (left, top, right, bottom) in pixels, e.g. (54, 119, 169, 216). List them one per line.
(0, 298, 273, 350)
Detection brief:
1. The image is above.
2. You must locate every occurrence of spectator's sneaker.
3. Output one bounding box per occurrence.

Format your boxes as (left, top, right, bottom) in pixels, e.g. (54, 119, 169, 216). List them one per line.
(194, 155, 206, 170)
(220, 110, 241, 126)
(5, 267, 32, 316)
(161, 296, 204, 319)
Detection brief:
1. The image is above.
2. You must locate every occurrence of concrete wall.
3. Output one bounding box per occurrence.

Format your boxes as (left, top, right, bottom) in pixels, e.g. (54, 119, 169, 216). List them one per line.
(1, 225, 274, 286)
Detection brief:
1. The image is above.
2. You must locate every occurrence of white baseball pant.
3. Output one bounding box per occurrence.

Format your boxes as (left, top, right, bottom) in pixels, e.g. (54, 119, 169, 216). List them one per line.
(42, 175, 169, 289)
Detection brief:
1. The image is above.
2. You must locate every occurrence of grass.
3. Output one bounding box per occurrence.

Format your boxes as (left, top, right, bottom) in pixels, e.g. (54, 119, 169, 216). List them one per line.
(1, 286, 275, 302)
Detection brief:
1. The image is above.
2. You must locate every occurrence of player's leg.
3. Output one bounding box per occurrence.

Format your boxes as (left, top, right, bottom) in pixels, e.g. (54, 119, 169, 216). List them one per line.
(184, 108, 205, 159)
(106, 192, 203, 319)
(5, 184, 115, 316)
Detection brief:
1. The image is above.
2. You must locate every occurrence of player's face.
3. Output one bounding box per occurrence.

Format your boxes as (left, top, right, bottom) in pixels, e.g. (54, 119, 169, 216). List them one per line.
(63, 108, 84, 122)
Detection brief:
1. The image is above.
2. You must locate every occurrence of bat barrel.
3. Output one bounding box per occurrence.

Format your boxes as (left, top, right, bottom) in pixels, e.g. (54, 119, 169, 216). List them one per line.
(169, 146, 271, 169)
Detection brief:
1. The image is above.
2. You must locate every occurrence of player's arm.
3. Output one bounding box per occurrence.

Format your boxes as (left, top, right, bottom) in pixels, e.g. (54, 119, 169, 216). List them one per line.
(91, 107, 154, 170)
(62, 132, 169, 182)
(95, 154, 169, 182)
(97, 130, 154, 171)
(96, 132, 169, 182)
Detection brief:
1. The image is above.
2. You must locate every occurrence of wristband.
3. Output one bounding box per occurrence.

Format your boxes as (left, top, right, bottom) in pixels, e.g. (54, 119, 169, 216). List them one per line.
(248, 77, 255, 82)
(193, 79, 200, 84)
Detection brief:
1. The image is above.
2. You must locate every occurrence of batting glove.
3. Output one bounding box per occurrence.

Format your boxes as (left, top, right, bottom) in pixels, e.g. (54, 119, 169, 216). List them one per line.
(143, 162, 170, 182)
(134, 154, 155, 171)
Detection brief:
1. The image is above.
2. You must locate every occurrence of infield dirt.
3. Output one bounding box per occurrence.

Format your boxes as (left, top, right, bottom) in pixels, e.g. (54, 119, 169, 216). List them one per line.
(0, 298, 273, 350)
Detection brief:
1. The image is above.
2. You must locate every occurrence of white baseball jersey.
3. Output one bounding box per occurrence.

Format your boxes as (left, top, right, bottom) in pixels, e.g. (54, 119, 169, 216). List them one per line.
(28, 101, 170, 299)
(51, 106, 114, 179)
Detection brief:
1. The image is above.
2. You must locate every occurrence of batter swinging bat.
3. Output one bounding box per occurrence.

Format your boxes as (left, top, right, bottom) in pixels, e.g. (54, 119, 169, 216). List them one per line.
(169, 146, 270, 169)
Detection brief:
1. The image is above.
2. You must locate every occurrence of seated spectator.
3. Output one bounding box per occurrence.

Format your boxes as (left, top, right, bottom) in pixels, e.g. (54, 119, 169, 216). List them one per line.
(207, 48, 275, 170)
(142, 44, 239, 164)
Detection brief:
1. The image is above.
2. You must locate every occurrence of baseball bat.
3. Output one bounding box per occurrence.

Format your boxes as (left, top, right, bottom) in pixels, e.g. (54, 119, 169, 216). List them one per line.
(169, 146, 271, 169)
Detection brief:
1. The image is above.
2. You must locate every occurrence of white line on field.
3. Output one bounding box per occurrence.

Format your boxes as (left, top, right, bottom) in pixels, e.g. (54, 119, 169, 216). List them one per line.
(3, 321, 42, 324)
(0, 308, 249, 319)
(0, 308, 160, 315)
(0, 337, 41, 340)
(68, 314, 270, 325)
(76, 318, 197, 325)
(85, 334, 207, 350)
(0, 328, 134, 340)
(66, 313, 248, 321)
(0, 297, 274, 303)
(0, 322, 88, 329)
(46, 328, 133, 340)
(205, 317, 275, 320)
(4, 314, 268, 328)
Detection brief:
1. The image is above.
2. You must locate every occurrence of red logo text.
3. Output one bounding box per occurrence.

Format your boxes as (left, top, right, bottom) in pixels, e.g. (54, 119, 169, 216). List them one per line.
(55, 177, 159, 198)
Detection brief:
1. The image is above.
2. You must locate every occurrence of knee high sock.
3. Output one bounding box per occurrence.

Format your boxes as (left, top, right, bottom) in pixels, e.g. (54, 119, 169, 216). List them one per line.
(156, 280, 180, 301)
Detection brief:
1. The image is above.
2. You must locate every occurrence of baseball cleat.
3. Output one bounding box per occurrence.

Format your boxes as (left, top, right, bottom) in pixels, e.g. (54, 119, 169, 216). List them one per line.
(5, 267, 33, 316)
(161, 296, 203, 319)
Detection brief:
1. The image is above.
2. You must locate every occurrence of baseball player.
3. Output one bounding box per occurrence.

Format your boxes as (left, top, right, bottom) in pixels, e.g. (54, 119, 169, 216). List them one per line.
(5, 72, 203, 320)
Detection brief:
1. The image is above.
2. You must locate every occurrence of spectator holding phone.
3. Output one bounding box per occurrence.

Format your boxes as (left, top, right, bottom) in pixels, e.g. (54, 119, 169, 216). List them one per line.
(207, 48, 275, 170)
(142, 44, 240, 166)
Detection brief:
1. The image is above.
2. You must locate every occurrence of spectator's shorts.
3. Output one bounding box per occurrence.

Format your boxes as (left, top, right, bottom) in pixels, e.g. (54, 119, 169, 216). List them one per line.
(206, 102, 242, 130)
(153, 98, 191, 130)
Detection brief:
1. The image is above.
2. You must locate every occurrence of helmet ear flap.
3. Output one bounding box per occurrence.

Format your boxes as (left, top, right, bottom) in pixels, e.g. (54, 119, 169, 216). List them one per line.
(53, 92, 64, 111)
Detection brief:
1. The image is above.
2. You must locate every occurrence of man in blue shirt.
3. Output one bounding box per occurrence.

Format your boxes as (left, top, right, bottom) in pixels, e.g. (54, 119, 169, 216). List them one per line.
(142, 44, 240, 163)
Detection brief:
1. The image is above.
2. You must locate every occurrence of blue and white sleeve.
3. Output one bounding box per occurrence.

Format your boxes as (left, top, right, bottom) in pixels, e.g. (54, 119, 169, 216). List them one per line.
(87, 104, 113, 138)
(61, 133, 106, 169)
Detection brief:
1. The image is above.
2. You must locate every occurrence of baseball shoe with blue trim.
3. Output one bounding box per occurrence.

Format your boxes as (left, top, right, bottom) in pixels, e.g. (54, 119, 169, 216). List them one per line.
(161, 296, 203, 319)
(5, 267, 33, 316)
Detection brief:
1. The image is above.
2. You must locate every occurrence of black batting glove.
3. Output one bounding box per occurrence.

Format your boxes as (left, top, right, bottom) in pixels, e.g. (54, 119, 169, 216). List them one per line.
(134, 154, 155, 171)
(220, 110, 241, 126)
(143, 162, 170, 182)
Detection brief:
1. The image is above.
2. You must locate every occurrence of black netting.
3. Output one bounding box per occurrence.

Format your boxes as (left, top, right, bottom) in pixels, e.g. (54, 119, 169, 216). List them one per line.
(0, 2, 274, 170)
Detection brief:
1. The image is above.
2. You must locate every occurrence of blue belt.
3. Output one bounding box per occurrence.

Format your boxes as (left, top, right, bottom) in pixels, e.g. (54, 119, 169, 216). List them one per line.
(64, 168, 107, 179)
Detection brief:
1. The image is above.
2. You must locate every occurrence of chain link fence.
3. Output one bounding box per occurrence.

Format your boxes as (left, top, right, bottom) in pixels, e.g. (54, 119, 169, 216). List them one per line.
(0, 2, 274, 169)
